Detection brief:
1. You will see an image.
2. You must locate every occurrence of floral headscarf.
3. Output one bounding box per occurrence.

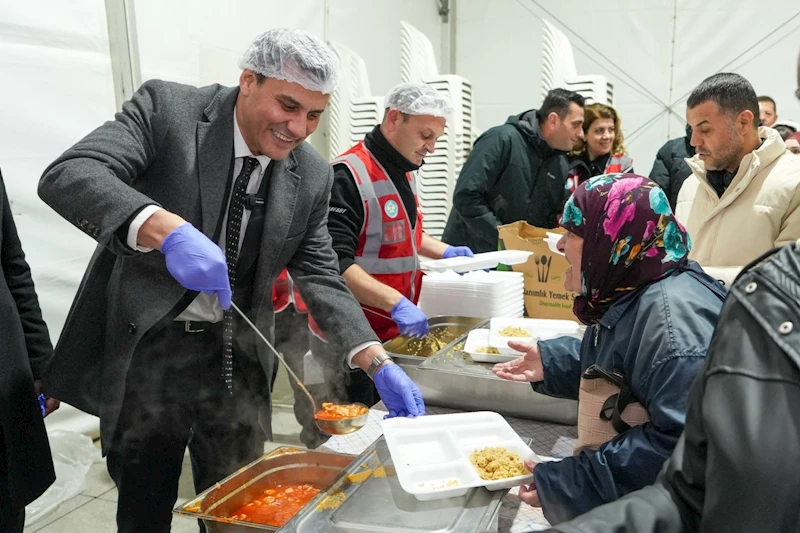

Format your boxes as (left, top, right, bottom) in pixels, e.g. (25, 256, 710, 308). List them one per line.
(560, 174, 691, 324)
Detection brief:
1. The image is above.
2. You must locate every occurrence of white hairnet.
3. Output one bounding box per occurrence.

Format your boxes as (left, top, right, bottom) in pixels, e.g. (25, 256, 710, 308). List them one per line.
(384, 82, 454, 119)
(238, 28, 341, 94)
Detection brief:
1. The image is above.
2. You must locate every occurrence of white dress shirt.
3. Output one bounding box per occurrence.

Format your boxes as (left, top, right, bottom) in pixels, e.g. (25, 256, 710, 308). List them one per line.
(129, 108, 376, 367)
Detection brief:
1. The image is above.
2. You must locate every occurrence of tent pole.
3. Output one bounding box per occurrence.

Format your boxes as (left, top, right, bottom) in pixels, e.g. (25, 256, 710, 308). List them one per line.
(105, 0, 142, 112)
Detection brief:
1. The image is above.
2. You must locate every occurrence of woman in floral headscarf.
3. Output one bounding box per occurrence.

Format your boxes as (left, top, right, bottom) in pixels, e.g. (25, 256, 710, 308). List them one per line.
(493, 174, 727, 525)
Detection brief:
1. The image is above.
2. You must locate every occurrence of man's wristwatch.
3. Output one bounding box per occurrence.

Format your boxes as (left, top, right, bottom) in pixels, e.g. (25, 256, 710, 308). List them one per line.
(367, 353, 393, 379)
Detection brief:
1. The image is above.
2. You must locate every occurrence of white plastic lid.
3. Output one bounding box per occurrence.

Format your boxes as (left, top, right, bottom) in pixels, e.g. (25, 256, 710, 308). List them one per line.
(421, 250, 533, 274)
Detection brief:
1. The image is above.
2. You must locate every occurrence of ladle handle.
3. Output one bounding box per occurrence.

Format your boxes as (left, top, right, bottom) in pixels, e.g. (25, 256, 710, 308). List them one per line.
(230, 302, 318, 415)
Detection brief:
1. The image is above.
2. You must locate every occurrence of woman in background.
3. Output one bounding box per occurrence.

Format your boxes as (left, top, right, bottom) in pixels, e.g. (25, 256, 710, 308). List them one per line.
(566, 103, 633, 194)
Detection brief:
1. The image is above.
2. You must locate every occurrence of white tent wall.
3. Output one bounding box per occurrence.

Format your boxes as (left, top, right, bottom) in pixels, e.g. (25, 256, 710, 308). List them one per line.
(0, 1, 116, 434)
(326, 0, 444, 95)
(132, 0, 326, 87)
(456, 0, 800, 176)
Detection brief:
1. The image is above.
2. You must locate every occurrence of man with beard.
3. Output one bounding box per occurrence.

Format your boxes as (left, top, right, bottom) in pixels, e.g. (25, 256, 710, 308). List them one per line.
(536, 47, 800, 533)
(674, 72, 800, 287)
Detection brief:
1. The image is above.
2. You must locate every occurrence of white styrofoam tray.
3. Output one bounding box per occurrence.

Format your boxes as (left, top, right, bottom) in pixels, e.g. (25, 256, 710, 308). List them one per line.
(488, 317, 581, 353)
(421, 250, 533, 273)
(463, 329, 519, 363)
(382, 411, 538, 501)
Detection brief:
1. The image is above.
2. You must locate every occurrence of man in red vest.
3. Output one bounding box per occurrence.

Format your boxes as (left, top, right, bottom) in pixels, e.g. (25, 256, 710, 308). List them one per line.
(298, 83, 473, 447)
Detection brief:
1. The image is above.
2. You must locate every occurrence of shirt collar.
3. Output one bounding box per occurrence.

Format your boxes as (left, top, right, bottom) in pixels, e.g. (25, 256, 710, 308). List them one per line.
(233, 107, 271, 172)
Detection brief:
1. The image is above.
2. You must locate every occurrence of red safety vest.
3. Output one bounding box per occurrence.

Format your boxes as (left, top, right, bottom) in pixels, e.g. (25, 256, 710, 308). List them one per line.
(308, 141, 424, 342)
(271, 269, 307, 314)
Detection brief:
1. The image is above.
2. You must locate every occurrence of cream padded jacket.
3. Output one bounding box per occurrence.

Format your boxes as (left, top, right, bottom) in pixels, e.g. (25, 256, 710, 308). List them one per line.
(675, 127, 800, 287)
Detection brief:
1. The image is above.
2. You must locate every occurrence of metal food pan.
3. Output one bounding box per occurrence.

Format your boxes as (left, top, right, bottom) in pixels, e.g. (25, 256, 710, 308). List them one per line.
(173, 447, 355, 532)
(383, 316, 488, 365)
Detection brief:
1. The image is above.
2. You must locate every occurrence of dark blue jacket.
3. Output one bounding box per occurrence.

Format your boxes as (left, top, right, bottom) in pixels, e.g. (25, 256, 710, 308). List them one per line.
(532, 263, 726, 524)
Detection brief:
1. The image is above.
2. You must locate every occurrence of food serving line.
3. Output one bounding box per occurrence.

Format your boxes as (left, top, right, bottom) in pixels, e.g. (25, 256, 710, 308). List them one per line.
(176, 314, 580, 533)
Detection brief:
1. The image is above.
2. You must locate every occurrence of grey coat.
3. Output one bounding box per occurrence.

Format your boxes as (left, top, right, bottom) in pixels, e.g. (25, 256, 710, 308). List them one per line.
(38, 80, 378, 453)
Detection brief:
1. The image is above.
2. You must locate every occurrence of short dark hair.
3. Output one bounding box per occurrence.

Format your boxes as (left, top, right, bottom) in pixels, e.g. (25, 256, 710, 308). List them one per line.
(758, 95, 777, 112)
(774, 124, 796, 140)
(687, 73, 759, 127)
(538, 88, 584, 122)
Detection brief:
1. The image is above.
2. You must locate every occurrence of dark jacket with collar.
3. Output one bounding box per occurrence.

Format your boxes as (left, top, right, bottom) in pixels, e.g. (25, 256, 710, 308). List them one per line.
(38, 80, 379, 453)
(532, 263, 726, 524)
(649, 125, 695, 210)
(546, 243, 800, 533)
(0, 170, 56, 510)
(442, 109, 570, 253)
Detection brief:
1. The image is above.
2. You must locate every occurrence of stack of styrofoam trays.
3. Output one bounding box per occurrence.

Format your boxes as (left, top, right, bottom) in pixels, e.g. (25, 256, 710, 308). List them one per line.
(545, 232, 565, 256)
(417, 270, 525, 319)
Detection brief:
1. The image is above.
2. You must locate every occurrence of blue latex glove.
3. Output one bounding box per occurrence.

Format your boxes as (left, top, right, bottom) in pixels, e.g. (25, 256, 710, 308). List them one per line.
(373, 363, 426, 418)
(443, 245, 475, 259)
(161, 223, 232, 309)
(391, 297, 429, 338)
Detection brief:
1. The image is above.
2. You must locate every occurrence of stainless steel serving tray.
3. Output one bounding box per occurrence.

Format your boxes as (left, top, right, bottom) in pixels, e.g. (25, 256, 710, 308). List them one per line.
(383, 316, 488, 366)
(413, 330, 579, 425)
(173, 447, 355, 532)
(278, 436, 508, 533)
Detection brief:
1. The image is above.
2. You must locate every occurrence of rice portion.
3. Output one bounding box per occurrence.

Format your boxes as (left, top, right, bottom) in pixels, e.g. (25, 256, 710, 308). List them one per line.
(469, 447, 528, 480)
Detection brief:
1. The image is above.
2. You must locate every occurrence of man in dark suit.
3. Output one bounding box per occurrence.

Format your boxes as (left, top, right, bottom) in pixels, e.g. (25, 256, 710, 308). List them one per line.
(0, 169, 59, 532)
(38, 28, 424, 533)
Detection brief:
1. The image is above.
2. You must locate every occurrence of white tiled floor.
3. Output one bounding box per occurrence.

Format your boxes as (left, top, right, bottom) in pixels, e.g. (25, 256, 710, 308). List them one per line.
(24, 398, 306, 533)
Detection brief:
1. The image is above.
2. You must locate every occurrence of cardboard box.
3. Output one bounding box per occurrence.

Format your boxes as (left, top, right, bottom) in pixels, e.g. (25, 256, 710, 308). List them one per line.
(497, 221, 577, 321)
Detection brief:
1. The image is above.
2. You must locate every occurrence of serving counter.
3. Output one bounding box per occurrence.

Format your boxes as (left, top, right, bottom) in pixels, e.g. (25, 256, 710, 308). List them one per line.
(321, 403, 578, 532)
(384, 316, 579, 425)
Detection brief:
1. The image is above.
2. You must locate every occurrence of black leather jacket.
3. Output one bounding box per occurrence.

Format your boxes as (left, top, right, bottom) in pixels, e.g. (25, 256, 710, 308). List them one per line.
(545, 242, 800, 533)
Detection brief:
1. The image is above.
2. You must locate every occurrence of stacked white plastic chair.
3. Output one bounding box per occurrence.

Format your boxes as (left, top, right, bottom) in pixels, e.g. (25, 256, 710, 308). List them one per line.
(541, 20, 614, 105)
(399, 21, 475, 239)
(328, 42, 385, 159)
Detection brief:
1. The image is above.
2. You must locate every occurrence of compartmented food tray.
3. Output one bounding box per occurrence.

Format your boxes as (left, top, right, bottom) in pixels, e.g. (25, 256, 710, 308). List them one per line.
(462, 329, 518, 363)
(488, 318, 581, 353)
(382, 412, 539, 501)
(279, 436, 508, 533)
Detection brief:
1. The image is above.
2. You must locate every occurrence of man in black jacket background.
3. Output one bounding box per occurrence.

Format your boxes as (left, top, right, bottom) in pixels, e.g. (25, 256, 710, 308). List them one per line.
(442, 88, 585, 253)
(0, 169, 59, 532)
(648, 124, 695, 210)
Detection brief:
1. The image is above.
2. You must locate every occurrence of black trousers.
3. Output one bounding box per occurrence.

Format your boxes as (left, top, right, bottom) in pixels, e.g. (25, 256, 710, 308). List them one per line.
(0, 429, 25, 533)
(106, 319, 268, 533)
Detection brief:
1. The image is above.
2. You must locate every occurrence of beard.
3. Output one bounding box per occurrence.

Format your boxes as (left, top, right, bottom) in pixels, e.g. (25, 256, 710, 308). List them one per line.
(705, 126, 743, 171)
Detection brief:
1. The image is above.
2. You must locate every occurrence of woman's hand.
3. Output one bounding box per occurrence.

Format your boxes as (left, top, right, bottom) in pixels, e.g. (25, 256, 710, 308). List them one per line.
(518, 459, 541, 507)
(492, 341, 545, 383)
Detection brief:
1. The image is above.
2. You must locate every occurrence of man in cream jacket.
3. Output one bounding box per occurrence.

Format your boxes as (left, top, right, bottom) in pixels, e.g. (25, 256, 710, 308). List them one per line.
(675, 72, 800, 287)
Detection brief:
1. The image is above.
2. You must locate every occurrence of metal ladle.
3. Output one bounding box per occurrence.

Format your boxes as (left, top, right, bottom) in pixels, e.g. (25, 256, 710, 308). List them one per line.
(230, 302, 368, 435)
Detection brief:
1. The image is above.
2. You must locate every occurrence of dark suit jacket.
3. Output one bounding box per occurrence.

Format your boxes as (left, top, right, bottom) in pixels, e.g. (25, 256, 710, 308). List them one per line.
(38, 80, 378, 453)
(0, 170, 56, 508)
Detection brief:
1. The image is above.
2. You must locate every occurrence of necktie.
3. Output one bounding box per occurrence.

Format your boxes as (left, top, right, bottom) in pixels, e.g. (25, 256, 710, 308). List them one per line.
(222, 156, 259, 392)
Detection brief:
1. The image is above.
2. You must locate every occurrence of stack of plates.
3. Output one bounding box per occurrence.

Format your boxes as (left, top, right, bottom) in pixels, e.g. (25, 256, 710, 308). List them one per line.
(417, 270, 525, 319)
